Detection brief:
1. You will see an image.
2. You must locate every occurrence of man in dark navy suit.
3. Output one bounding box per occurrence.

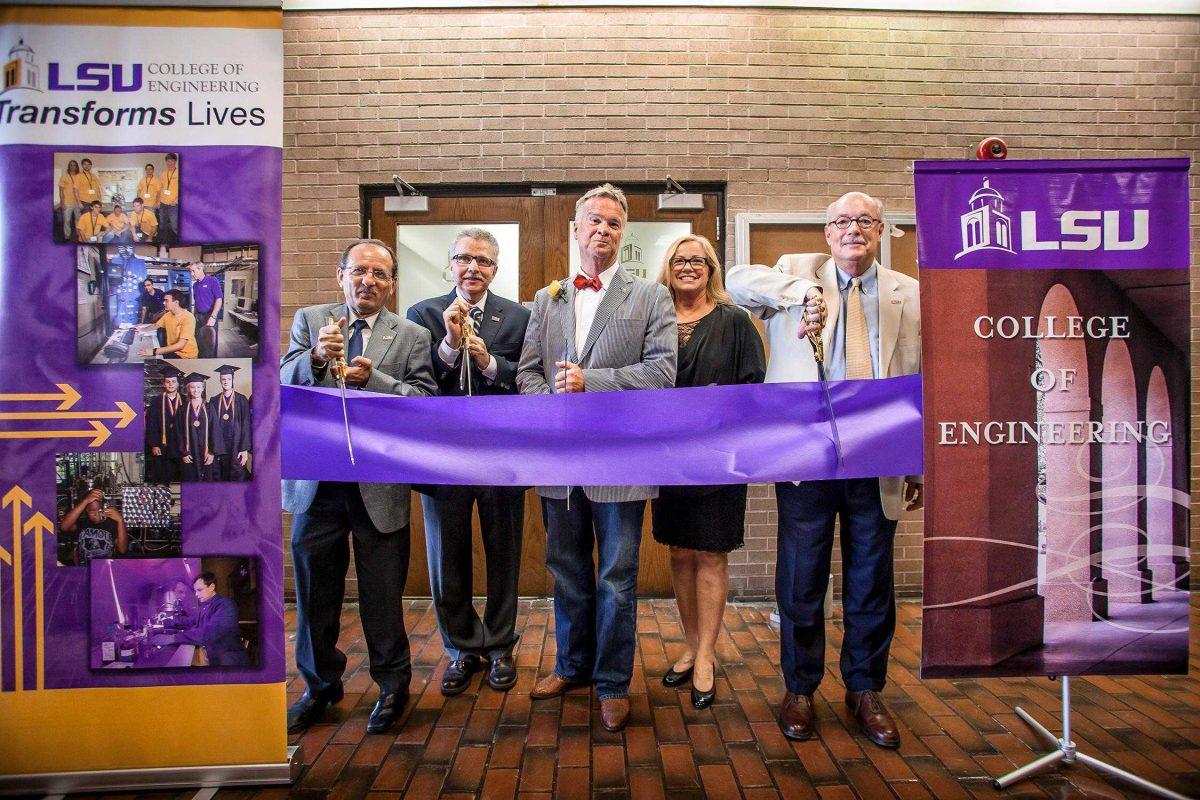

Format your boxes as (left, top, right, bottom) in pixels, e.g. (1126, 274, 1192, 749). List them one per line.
(407, 228, 531, 696)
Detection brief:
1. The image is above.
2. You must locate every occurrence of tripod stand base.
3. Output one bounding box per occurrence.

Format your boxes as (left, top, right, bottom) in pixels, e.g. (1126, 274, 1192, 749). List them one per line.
(994, 706, 1192, 800)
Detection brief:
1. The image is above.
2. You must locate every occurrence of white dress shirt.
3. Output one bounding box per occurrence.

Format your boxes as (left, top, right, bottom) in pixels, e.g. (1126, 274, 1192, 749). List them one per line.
(574, 262, 619, 353)
(437, 290, 498, 382)
(348, 308, 380, 353)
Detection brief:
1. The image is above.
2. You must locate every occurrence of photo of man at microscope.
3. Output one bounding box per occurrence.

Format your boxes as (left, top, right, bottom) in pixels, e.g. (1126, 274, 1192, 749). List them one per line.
(89, 556, 258, 670)
(75, 243, 260, 365)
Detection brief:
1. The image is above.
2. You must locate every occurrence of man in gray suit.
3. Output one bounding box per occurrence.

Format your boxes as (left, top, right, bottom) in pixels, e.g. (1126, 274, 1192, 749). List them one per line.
(517, 184, 676, 732)
(281, 239, 436, 736)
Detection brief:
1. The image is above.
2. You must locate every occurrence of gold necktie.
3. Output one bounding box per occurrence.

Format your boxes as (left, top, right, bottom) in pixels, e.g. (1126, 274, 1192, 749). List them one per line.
(845, 277, 873, 379)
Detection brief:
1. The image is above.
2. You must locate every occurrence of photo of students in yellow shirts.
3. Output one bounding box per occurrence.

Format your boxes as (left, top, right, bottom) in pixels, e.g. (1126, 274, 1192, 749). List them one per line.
(54, 151, 182, 244)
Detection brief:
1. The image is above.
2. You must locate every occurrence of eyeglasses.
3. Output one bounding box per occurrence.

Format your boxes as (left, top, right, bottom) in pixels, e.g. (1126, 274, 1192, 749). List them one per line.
(346, 266, 394, 281)
(670, 256, 709, 270)
(827, 215, 880, 230)
(450, 253, 497, 269)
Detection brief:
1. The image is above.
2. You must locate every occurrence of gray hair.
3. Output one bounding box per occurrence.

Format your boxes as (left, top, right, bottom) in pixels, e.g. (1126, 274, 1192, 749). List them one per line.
(575, 183, 629, 222)
(825, 192, 885, 223)
(447, 227, 500, 263)
(339, 238, 397, 278)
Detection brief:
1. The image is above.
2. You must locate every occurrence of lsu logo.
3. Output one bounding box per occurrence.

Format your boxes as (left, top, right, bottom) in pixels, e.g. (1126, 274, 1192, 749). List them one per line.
(48, 62, 143, 92)
(955, 178, 1148, 260)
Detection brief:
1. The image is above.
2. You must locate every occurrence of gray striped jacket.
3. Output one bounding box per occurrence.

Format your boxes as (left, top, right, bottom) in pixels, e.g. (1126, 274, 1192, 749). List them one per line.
(517, 266, 677, 502)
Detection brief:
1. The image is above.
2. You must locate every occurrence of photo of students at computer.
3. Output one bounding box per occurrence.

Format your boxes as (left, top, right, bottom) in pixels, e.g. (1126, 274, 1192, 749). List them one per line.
(75, 243, 259, 365)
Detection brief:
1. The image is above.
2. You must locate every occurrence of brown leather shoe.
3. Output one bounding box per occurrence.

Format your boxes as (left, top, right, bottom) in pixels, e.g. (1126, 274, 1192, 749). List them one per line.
(531, 672, 583, 700)
(846, 690, 900, 748)
(778, 692, 815, 741)
(600, 697, 630, 732)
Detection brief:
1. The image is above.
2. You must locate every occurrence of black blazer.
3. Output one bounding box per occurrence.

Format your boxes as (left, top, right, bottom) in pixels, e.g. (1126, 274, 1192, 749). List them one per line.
(406, 290, 531, 397)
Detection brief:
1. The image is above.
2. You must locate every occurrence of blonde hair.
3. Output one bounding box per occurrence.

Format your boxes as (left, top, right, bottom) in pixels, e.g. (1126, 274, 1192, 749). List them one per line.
(657, 234, 731, 306)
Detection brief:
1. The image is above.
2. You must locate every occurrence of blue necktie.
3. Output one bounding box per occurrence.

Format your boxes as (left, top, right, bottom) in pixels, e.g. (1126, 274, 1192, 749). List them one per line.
(346, 318, 367, 363)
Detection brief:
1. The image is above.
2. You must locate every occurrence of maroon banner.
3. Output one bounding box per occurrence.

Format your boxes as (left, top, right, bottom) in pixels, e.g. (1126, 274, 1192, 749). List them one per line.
(917, 159, 1191, 679)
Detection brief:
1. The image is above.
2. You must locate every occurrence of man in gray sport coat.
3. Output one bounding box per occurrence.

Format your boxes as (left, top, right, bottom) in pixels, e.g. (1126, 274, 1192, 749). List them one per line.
(281, 238, 436, 736)
(517, 184, 676, 732)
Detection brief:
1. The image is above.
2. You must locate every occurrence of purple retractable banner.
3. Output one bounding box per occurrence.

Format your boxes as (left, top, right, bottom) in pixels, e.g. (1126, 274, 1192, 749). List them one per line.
(0, 6, 289, 788)
(916, 158, 1191, 679)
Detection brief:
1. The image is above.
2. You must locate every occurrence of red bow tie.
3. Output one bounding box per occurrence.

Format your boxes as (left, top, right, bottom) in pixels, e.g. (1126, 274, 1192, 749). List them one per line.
(573, 274, 603, 292)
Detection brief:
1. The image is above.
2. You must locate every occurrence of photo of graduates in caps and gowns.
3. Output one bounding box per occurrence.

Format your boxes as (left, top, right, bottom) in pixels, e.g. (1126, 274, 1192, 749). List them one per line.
(143, 358, 253, 483)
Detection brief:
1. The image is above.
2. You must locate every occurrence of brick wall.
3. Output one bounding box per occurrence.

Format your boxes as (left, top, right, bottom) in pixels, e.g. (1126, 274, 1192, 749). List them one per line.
(281, 8, 1200, 600)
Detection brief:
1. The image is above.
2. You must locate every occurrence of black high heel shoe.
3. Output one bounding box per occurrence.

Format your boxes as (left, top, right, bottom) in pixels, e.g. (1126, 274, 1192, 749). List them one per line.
(662, 664, 694, 688)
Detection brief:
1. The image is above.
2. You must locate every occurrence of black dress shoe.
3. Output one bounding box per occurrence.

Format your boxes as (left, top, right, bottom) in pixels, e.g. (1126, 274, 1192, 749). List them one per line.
(662, 664, 694, 688)
(286, 683, 344, 734)
(441, 655, 485, 696)
(487, 655, 518, 691)
(366, 689, 408, 734)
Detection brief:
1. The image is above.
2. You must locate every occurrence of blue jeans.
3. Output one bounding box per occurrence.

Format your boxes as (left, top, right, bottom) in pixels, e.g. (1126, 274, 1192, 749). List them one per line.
(775, 479, 897, 696)
(542, 489, 643, 699)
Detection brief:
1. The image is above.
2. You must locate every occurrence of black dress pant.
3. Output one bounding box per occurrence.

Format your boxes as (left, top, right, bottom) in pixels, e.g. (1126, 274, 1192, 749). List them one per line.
(775, 478, 897, 696)
(145, 453, 180, 484)
(291, 481, 411, 694)
(196, 310, 219, 358)
(421, 486, 523, 660)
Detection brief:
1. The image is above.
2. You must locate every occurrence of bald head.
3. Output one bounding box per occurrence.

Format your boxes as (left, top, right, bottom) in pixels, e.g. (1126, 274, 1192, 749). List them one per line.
(338, 239, 396, 316)
(825, 192, 883, 224)
(824, 191, 885, 276)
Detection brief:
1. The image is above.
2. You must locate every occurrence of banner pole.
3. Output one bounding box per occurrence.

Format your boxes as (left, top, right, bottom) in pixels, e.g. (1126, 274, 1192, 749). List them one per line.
(993, 677, 1192, 800)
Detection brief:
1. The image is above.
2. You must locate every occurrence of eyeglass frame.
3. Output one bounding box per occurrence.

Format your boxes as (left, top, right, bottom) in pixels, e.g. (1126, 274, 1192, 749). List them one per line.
(450, 253, 498, 269)
(825, 215, 881, 231)
(343, 265, 395, 282)
(669, 256, 710, 270)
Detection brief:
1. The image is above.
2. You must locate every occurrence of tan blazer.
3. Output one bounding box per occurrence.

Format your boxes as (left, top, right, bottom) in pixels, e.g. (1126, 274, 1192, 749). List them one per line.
(726, 254, 921, 520)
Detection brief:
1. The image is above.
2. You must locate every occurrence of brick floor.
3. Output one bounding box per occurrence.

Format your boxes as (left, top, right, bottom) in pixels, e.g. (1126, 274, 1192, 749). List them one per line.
(257, 597, 1200, 800)
(87, 597, 1200, 798)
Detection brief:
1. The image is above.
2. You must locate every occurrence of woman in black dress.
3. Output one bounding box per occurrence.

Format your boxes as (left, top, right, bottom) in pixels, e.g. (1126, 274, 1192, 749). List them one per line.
(653, 234, 766, 708)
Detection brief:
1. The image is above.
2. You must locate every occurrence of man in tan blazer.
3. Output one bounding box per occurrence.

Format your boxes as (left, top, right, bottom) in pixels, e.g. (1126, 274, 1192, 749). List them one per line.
(727, 191, 922, 750)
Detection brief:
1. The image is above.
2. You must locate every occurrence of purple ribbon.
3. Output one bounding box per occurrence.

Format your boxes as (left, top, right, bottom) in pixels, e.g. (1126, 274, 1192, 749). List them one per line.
(280, 376, 923, 485)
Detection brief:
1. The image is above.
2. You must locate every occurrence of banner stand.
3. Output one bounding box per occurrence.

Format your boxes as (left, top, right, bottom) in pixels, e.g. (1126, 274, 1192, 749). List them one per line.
(0, 745, 301, 795)
(994, 678, 1189, 800)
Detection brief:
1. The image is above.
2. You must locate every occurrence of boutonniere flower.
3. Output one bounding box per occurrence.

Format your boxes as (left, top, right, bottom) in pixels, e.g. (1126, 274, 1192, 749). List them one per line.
(547, 279, 567, 303)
